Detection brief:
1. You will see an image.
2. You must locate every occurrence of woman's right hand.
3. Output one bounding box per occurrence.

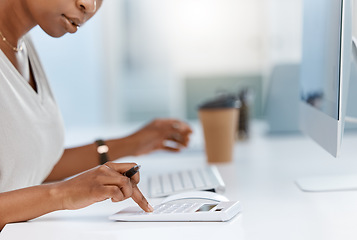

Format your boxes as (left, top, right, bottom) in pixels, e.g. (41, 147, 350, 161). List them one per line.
(53, 162, 153, 212)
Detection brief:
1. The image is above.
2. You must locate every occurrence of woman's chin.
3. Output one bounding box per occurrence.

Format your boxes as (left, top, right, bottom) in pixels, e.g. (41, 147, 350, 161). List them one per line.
(42, 29, 67, 38)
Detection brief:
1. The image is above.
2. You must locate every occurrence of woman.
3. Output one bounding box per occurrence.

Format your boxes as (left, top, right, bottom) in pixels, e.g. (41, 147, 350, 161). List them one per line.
(0, 0, 192, 229)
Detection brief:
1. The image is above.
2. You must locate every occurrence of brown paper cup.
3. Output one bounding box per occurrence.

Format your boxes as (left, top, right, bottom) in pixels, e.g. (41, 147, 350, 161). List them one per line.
(199, 108, 239, 163)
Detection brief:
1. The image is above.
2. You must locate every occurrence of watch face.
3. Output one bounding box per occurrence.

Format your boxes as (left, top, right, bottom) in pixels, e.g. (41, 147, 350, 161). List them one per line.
(97, 145, 109, 154)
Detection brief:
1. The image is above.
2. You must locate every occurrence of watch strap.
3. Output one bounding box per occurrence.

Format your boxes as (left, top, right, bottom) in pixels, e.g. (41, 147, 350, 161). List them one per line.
(95, 139, 109, 165)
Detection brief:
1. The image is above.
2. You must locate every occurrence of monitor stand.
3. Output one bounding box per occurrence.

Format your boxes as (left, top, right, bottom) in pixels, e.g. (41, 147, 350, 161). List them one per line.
(296, 39, 357, 192)
(296, 175, 357, 192)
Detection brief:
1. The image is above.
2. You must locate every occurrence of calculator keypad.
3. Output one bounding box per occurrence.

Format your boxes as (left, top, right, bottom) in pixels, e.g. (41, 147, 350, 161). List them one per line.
(138, 203, 202, 215)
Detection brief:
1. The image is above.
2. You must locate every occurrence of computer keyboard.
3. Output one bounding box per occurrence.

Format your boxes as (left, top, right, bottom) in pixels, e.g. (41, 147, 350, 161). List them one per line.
(147, 165, 226, 198)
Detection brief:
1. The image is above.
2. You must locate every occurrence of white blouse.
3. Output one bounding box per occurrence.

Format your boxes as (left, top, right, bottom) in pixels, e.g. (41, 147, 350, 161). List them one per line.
(0, 35, 65, 192)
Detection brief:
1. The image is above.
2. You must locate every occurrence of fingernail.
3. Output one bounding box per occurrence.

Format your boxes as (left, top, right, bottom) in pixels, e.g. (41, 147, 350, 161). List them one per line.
(147, 203, 154, 212)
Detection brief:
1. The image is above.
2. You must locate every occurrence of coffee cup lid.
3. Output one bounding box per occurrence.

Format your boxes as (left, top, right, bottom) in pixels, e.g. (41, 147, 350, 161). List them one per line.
(199, 95, 240, 109)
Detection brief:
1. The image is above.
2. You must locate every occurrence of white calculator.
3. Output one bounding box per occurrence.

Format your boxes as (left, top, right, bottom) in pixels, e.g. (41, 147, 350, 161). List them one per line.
(109, 191, 241, 222)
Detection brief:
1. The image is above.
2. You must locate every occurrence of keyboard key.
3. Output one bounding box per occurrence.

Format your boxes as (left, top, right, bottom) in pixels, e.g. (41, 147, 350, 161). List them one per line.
(171, 173, 184, 191)
(190, 170, 205, 188)
(181, 171, 195, 189)
(200, 168, 214, 186)
(150, 175, 162, 195)
(161, 174, 173, 194)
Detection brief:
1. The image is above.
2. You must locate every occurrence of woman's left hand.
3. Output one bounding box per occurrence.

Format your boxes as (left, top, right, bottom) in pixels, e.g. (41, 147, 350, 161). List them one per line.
(127, 118, 193, 156)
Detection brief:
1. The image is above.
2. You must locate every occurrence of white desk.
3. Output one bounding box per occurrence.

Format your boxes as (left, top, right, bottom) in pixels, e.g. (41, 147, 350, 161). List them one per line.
(2, 122, 357, 240)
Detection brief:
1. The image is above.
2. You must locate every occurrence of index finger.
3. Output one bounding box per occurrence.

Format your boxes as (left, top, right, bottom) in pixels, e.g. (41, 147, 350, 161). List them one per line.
(131, 185, 153, 212)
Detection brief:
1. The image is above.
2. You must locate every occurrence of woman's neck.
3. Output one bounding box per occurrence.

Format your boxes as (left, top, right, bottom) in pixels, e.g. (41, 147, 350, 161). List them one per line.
(0, 0, 36, 47)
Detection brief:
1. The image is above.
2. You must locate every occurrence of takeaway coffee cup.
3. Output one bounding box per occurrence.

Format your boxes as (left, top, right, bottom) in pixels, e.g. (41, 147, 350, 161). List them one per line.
(198, 96, 240, 163)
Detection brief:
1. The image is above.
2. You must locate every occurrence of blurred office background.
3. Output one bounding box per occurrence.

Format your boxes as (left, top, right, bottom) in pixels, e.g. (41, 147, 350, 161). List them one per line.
(29, 0, 357, 141)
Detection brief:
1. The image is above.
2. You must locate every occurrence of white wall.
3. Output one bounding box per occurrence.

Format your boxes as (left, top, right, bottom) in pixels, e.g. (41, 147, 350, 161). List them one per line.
(353, 0, 357, 38)
(261, 0, 302, 106)
(97, 0, 127, 125)
(165, 0, 265, 75)
(30, 0, 126, 130)
(29, 0, 304, 129)
(263, 0, 302, 65)
(120, 0, 268, 121)
(30, 16, 105, 129)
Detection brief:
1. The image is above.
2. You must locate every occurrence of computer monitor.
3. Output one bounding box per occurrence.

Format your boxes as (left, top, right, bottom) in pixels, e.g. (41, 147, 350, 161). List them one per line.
(297, 0, 355, 191)
(299, 0, 352, 158)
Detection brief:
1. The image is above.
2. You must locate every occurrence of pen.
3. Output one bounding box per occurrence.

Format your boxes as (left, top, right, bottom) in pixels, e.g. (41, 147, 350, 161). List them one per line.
(123, 164, 141, 178)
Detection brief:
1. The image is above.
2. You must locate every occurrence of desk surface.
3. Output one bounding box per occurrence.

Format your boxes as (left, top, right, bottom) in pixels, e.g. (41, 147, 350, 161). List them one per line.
(2, 122, 357, 240)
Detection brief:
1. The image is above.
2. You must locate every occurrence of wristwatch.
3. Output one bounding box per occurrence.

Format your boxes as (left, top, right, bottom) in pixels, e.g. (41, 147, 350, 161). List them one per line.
(95, 139, 109, 165)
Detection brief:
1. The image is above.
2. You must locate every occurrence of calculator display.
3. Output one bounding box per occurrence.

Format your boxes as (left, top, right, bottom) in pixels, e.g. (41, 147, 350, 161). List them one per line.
(195, 204, 217, 212)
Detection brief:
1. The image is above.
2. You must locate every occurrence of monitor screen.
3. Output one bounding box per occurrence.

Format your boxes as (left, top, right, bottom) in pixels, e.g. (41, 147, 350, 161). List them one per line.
(300, 0, 342, 120)
(299, 0, 352, 157)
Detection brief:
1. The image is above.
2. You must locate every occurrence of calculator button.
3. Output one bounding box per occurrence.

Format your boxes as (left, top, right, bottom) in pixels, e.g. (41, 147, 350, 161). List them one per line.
(183, 203, 202, 213)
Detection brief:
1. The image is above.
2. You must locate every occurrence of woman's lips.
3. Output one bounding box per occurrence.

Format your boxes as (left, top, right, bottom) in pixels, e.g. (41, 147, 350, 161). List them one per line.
(61, 14, 81, 33)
